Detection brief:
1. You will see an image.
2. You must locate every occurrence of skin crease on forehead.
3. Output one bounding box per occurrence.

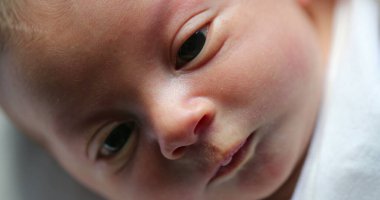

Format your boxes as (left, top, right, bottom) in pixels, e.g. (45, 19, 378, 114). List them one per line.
(0, 0, 335, 199)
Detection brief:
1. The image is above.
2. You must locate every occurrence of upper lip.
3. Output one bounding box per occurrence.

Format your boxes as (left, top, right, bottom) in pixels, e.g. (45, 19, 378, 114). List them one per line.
(207, 132, 255, 185)
(220, 139, 247, 167)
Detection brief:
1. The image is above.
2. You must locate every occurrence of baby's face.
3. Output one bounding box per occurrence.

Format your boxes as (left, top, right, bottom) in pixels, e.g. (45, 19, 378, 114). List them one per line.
(1, 0, 325, 199)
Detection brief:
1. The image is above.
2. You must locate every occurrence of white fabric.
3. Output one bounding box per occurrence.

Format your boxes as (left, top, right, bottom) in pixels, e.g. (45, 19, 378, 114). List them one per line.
(292, 0, 380, 199)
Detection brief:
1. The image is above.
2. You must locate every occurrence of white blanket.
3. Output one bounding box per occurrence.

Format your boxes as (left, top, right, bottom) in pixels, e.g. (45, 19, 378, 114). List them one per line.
(292, 0, 380, 199)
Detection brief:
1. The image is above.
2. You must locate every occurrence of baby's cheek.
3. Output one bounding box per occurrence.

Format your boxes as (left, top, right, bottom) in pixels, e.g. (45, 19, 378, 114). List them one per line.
(271, 32, 320, 106)
(235, 136, 297, 198)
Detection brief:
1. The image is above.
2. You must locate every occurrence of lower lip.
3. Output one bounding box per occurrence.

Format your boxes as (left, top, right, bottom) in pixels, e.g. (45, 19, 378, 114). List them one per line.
(209, 132, 256, 185)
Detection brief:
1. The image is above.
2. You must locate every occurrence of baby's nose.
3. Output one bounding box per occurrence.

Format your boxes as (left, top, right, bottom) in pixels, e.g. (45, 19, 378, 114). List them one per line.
(150, 97, 215, 160)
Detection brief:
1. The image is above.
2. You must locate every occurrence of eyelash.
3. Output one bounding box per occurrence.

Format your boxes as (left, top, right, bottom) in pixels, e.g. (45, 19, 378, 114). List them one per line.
(175, 26, 209, 70)
(97, 121, 138, 160)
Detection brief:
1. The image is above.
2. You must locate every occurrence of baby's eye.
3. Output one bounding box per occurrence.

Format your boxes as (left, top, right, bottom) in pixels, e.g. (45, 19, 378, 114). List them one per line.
(175, 27, 208, 69)
(99, 122, 137, 158)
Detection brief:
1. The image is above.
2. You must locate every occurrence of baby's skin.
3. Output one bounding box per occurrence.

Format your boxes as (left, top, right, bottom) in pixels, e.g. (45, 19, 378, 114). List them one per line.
(0, 0, 335, 199)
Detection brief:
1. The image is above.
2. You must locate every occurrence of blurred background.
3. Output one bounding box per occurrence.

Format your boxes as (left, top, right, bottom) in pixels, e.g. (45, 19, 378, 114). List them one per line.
(0, 109, 102, 200)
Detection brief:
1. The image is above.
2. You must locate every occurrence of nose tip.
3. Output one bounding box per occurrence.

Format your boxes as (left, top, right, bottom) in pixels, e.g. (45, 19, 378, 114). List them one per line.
(160, 114, 213, 160)
(153, 98, 215, 160)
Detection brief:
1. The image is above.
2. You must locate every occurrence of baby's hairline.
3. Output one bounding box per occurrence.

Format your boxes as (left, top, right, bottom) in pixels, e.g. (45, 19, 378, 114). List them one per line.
(0, 0, 49, 151)
(0, 0, 40, 54)
(0, 0, 20, 51)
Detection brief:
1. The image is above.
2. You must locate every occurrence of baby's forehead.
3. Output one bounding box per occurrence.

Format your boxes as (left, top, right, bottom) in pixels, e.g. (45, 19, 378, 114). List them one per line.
(12, 1, 190, 81)
(10, 2, 129, 79)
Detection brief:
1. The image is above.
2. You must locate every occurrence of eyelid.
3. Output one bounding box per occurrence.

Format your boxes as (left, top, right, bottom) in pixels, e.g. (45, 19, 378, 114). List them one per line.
(87, 120, 139, 174)
(87, 121, 119, 162)
(171, 9, 217, 67)
(89, 121, 139, 165)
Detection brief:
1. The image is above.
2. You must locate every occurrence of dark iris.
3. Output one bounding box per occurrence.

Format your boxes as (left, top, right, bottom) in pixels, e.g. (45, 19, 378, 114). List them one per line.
(102, 122, 135, 155)
(176, 29, 207, 69)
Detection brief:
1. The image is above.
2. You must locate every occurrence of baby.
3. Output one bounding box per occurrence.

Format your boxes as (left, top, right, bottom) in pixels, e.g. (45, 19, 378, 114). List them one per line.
(0, 0, 337, 199)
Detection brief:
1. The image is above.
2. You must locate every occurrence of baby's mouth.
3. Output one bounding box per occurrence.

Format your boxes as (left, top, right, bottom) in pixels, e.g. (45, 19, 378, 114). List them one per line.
(208, 132, 256, 185)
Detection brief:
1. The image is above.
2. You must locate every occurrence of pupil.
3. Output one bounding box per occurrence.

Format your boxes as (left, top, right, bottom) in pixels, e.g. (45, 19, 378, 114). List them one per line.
(177, 30, 206, 66)
(104, 123, 134, 153)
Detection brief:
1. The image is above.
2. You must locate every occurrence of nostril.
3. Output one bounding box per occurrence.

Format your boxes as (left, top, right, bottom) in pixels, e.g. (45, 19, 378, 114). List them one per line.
(194, 114, 213, 135)
(165, 114, 212, 159)
(172, 146, 187, 158)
